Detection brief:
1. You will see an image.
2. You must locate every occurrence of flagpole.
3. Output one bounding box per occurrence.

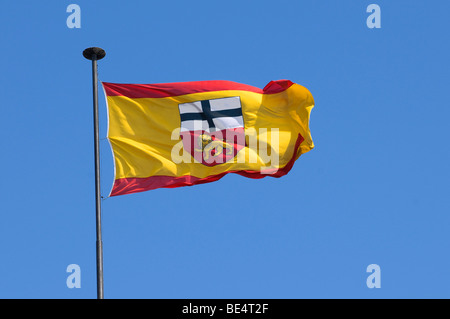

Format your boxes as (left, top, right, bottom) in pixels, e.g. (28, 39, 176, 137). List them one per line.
(83, 47, 106, 299)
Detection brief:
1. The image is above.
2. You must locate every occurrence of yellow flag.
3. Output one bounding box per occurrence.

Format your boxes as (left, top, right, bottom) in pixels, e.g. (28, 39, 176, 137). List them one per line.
(103, 80, 314, 196)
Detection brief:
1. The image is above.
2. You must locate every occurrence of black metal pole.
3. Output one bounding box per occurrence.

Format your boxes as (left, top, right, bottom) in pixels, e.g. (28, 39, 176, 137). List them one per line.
(83, 47, 106, 299)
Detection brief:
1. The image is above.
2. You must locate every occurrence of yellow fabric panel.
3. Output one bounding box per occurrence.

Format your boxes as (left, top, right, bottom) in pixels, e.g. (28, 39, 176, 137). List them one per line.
(106, 84, 314, 180)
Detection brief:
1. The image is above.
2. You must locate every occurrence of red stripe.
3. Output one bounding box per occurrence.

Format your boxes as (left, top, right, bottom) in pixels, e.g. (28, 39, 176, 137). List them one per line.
(102, 80, 294, 99)
(110, 134, 304, 197)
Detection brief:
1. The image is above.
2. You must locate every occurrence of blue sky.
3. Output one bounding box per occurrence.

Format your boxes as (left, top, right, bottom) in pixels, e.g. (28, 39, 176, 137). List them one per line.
(0, 0, 449, 298)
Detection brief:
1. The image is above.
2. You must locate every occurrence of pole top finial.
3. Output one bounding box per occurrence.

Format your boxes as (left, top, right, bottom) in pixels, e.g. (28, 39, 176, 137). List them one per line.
(83, 47, 106, 61)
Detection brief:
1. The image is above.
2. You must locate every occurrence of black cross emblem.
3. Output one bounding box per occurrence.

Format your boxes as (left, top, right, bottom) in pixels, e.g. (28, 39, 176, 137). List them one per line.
(179, 99, 242, 132)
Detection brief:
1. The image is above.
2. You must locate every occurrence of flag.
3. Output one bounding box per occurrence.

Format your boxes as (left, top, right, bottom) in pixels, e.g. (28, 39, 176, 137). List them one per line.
(102, 80, 314, 196)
